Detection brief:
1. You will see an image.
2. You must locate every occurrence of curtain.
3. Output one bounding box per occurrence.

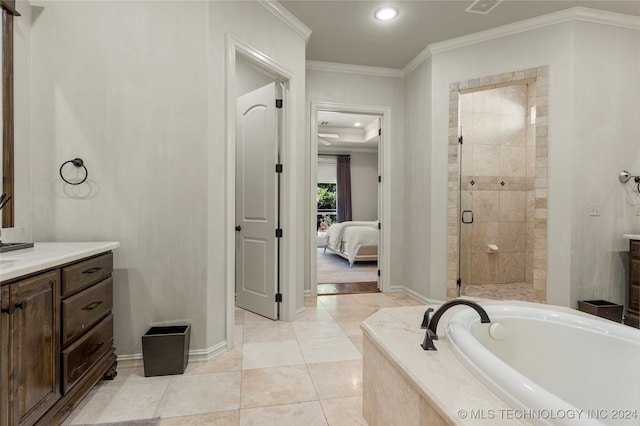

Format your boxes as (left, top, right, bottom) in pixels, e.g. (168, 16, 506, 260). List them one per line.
(336, 155, 352, 222)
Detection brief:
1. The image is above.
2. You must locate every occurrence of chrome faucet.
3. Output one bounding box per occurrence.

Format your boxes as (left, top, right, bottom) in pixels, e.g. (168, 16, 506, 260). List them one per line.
(420, 299, 491, 351)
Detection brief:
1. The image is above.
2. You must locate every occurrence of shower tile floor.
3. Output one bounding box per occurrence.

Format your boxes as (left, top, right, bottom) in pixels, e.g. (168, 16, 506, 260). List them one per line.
(462, 282, 544, 303)
(63, 292, 423, 426)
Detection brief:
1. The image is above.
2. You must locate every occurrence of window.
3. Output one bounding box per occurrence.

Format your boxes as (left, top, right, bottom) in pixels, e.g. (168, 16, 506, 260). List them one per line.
(317, 157, 337, 230)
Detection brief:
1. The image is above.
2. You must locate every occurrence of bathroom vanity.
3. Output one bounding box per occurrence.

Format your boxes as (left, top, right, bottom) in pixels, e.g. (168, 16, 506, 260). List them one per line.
(0, 242, 119, 426)
(623, 236, 640, 328)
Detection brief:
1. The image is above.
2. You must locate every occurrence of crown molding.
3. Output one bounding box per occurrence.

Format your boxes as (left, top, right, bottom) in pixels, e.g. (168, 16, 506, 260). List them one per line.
(403, 45, 434, 76)
(306, 60, 404, 78)
(258, 0, 312, 44)
(404, 7, 640, 76)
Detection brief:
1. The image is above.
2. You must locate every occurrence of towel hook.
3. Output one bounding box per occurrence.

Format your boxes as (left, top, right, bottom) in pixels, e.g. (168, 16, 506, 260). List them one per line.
(60, 158, 88, 185)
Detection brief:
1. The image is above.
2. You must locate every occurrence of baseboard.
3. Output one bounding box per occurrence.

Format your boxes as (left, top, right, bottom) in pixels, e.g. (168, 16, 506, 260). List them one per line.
(391, 285, 445, 305)
(116, 340, 229, 369)
(296, 306, 306, 319)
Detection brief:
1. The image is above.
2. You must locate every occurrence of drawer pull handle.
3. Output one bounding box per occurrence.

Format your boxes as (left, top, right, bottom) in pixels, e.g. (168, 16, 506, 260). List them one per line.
(14, 301, 28, 310)
(87, 342, 104, 355)
(82, 301, 103, 311)
(82, 267, 102, 275)
(1, 306, 15, 314)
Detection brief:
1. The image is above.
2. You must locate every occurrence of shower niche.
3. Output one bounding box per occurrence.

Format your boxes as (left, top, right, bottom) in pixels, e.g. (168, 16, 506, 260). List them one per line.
(447, 67, 549, 303)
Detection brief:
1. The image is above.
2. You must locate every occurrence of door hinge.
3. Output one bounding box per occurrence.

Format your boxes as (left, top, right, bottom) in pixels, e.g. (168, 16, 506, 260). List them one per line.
(377, 269, 381, 277)
(275, 99, 283, 109)
(378, 222, 381, 230)
(275, 164, 283, 173)
(275, 228, 283, 238)
(378, 175, 381, 183)
(378, 128, 382, 136)
(456, 278, 462, 287)
(275, 293, 283, 303)
(458, 135, 463, 144)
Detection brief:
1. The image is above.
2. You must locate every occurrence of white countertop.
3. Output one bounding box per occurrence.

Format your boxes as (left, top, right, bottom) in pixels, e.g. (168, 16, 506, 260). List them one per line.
(0, 242, 120, 283)
(361, 301, 536, 425)
(623, 234, 640, 240)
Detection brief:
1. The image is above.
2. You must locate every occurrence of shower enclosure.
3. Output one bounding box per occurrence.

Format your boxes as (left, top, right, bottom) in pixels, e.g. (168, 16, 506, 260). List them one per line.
(449, 68, 548, 302)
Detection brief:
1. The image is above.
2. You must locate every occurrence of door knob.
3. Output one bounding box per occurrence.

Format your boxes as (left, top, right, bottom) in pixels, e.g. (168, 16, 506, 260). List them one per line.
(235, 226, 242, 232)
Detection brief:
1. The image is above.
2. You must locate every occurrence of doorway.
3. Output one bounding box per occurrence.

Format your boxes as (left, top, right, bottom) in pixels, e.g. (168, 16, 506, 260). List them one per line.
(308, 103, 391, 297)
(315, 111, 381, 295)
(446, 67, 549, 303)
(226, 36, 297, 344)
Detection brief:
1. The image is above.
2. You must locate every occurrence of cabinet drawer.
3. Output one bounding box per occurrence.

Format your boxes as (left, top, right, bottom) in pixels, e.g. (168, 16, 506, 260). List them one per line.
(62, 278, 113, 345)
(62, 314, 113, 394)
(631, 258, 640, 287)
(630, 285, 639, 312)
(62, 252, 113, 297)
(624, 310, 639, 328)
(631, 240, 640, 258)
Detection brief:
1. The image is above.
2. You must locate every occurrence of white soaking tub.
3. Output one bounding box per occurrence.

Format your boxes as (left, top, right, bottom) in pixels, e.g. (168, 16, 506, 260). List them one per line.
(446, 304, 640, 425)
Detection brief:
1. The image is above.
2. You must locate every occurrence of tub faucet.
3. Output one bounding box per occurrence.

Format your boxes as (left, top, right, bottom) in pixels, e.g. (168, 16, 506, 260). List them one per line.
(421, 299, 491, 351)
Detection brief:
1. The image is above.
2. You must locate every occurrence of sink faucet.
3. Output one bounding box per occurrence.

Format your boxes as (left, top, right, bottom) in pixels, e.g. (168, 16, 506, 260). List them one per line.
(420, 299, 491, 351)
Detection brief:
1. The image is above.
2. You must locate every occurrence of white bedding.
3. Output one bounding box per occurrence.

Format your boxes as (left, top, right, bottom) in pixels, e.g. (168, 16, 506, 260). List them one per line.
(325, 221, 378, 264)
(342, 226, 379, 264)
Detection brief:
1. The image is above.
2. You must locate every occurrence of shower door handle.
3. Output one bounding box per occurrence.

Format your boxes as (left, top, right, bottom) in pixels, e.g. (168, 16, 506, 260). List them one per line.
(461, 210, 474, 224)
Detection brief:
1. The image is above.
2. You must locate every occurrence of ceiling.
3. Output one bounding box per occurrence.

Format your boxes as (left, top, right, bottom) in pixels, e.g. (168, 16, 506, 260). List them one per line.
(317, 111, 380, 151)
(279, 0, 640, 69)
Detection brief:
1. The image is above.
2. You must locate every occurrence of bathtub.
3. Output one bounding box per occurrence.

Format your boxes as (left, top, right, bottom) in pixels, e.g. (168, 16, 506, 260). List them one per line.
(446, 304, 640, 425)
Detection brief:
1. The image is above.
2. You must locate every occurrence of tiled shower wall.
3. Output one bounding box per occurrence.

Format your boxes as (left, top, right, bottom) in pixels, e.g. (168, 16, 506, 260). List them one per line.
(459, 83, 535, 287)
(447, 66, 549, 302)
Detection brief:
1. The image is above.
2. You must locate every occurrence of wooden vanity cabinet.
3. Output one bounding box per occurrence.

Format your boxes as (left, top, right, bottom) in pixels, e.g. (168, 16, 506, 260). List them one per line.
(0, 271, 60, 426)
(1, 251, 117, 426)
(625, 240, 640, 328)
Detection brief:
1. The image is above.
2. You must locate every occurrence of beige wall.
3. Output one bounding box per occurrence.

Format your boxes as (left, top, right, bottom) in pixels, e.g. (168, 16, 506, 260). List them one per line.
(28, 0, 307, 356)
(405, 16, 640, 306)
(403, 58, 434, 299)
(9, 0, 32, 241)
(350, 151, 378, 221)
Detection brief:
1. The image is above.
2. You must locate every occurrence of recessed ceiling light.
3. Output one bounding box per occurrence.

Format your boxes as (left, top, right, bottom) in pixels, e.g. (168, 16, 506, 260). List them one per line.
(374, 7, 398, 21)
(354, 122, 362, 127)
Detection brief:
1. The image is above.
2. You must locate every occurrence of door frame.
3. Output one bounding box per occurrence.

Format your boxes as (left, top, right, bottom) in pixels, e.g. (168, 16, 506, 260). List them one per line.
(308, 102, 391, 296)
(225, 34, 296, 346)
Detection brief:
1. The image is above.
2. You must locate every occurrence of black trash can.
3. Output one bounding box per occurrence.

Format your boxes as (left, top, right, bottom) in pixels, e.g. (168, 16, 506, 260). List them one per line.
(142, 324, 191, 377)
(577, 300, 623, 323)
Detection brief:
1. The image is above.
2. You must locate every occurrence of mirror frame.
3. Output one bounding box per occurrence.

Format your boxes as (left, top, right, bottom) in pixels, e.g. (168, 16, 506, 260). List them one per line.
(1, 0, 18, 227)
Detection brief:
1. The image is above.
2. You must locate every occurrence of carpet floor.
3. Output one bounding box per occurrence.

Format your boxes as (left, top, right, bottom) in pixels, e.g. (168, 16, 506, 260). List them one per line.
(316, 248, 378, 284)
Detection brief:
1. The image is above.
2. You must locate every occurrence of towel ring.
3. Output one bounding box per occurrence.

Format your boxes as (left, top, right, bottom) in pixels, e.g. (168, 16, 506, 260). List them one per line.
(60, 158, 88, 185)
(619, 170, 640, 194)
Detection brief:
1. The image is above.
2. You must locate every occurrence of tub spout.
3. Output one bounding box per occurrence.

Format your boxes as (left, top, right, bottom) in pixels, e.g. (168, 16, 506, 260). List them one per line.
(421, 299, 491, 351)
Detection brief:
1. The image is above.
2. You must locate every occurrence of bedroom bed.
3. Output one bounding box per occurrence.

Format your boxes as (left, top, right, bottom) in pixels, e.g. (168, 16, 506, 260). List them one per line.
(323, 221, 379, 266)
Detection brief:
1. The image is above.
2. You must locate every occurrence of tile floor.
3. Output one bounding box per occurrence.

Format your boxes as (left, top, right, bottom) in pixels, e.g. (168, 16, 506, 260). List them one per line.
(64, 292, 423, 426)
(461, 282, 544, 303)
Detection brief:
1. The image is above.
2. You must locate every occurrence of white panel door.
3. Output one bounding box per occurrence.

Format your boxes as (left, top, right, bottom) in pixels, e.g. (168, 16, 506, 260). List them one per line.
(235, 82, 279, 320)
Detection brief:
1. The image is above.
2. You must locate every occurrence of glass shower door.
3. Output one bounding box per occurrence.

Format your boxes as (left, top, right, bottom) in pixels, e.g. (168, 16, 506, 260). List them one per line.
(458, 122, 473, 297)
